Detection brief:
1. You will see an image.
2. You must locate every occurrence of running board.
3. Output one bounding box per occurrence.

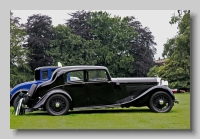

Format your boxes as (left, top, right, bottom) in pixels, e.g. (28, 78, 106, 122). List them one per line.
(73, 104, 121, 110)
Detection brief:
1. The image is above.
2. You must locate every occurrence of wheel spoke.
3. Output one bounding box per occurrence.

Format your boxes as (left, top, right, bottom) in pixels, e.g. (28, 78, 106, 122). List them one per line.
(49, 97, 66, 112)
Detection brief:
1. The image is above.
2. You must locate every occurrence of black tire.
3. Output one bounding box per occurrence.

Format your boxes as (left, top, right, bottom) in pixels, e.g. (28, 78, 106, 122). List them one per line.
(45, 94, 69, 116)
(149, 91, 174, 113)
(13, 91, 28, 111)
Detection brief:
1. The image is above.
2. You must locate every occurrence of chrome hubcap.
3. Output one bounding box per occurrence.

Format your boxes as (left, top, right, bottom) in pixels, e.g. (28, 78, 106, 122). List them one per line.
(55, 102, 60, 108)
(159, 99, 164, 105)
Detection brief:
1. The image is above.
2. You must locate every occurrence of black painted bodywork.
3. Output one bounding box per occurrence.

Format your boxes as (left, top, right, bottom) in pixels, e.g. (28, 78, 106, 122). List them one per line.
(27, 66, 176, 111)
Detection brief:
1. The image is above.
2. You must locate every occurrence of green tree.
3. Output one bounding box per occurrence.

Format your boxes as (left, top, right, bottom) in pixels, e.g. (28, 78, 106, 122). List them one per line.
(158, 59, 189, 88)
(128, 17, 157, 77)
(10, 11, 32, 87)
(158, 10, 190, 89)
(66, 10, 138, 77)
(23, 14, 54, 72)
(147, 65, 159, 77)
(48, 24, 100, 66)
(67, 10, 157, 77)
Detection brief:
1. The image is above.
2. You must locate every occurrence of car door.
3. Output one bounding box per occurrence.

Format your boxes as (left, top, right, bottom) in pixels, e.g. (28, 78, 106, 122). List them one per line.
(63, 70, 88, 108)
(86, 69, 116, 106)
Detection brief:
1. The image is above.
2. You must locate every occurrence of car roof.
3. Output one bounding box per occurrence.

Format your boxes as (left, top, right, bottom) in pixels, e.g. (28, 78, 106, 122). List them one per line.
(52, 66, 108, 77)
(56, 65, 108, 73)
(50, 65, 111, 81)
(35, 66, 60, 71)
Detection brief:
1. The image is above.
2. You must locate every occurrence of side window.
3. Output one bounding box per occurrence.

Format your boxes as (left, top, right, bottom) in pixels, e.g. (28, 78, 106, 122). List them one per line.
(42, 70, 48, 79)
(65, 70, 84, 82)
(88, 70, 108, 82)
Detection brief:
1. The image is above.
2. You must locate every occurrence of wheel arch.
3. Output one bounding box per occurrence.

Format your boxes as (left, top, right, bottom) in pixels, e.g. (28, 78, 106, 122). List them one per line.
(121, 85, 175, 106)
(146, 87, 175, 100)
(33, 89, 73, 110)
(10, 89, 28, 106)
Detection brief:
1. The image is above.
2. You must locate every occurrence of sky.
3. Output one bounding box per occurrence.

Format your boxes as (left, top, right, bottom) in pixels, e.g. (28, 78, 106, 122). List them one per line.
(11, 10, 179, 60)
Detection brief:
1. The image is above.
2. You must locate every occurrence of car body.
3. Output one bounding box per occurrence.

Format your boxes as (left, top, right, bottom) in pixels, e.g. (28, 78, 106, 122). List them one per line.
(16, 66, 179, 116)
(10, 66, 60, 108)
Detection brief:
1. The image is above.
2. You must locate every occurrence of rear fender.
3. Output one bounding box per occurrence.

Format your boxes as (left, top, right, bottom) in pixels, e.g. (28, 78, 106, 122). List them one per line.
(121, 85, 175, 105)
(33, 89, 72, 109)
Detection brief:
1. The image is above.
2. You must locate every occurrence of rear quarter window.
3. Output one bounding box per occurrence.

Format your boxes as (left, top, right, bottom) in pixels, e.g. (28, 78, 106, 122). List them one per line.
(42, 70, 48, 79)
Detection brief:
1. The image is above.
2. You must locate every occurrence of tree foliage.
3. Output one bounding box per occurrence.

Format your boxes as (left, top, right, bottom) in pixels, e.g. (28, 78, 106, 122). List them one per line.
(48, 24, 100, 66)
(66, 11, 138, 77)
(158, 10, 190, 89)
(10, 11, 32, 87)
(86, 11, 138, 77)
(147, 65, 159, 77)
(66, 10, 156, 77)
(23, 14, 54, 72)
(128, 16, 157, 77)
(10, 10, 158, 88)
(158, 58, 190, 88)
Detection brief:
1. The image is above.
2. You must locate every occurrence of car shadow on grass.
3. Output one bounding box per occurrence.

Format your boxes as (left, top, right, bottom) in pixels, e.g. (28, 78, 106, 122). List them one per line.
(69, 108, 152, 114)
(23, 107, 152, 116)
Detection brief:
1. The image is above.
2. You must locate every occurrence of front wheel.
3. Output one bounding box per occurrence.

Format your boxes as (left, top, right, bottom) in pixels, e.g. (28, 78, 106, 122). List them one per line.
(149, 91, 174, 113)
(45, 94, 69, 116)
(13, 95, 20, 111)
(13, 91, 28, 111)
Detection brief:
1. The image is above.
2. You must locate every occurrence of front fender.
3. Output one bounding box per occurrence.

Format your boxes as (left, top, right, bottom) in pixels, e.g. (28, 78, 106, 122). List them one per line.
(10, 81, 43, 101)
(121, 85, 175, 105)
(10, 89, 29, 99)
(33, 89, 72, 109)
(10, 89, 29, 106)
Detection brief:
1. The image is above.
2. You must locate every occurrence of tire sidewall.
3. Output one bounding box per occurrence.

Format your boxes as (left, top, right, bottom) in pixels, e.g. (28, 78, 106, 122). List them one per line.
(13, 91, 27, 111)
(149, 91, 173, 113)
(45, 94, 69, 116)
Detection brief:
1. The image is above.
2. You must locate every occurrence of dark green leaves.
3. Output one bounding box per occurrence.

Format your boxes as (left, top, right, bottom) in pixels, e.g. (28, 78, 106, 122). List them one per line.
(10, 11, 32, 87)
(158, 11, 190, 89)
(66, 11, 151, 77)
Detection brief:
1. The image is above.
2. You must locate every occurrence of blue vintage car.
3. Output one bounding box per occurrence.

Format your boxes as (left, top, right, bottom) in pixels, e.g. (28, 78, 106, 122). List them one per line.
(10, 66, 60, 109)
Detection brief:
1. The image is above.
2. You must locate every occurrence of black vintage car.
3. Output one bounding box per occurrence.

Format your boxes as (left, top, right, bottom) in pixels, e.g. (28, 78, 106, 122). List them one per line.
(15, 66, 179, 116)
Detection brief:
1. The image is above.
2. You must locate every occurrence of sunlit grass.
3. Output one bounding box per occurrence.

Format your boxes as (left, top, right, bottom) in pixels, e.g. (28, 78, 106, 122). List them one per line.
(10, 93, 190, 129)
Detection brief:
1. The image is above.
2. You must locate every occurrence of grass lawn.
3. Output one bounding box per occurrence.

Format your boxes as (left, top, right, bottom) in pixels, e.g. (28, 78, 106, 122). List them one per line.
(10, 93, 190, 129)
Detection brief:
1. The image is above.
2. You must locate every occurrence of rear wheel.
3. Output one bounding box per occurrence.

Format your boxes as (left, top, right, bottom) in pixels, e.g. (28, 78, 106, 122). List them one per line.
(45, 94, 69, 116)
(149, 91, 174, 112)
